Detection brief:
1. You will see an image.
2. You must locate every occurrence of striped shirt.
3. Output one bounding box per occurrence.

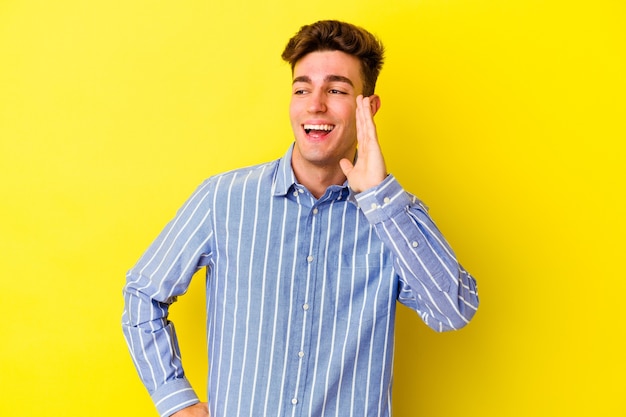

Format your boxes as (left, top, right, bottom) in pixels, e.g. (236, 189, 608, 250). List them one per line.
(122, 145, 479, 417)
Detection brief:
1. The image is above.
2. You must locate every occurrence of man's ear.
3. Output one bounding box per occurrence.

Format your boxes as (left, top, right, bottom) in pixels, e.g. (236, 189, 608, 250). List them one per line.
(369, 94, 381, 116)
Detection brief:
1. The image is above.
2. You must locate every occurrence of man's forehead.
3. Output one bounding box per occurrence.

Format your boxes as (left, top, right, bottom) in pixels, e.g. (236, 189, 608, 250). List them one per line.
(291, 50, 363, 88)
(293, 50, 360, 71)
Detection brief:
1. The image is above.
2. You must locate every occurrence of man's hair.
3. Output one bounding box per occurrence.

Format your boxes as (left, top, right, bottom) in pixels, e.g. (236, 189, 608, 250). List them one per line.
(281, 20, 385, 97)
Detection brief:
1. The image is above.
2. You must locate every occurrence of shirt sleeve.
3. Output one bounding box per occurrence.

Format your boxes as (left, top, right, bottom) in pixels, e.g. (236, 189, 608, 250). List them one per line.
(354, 174, 479, 332)
(121, 180, 214, 416)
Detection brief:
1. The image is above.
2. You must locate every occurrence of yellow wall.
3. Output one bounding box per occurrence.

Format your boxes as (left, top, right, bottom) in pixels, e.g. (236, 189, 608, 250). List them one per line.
(1, 0, 624, 415)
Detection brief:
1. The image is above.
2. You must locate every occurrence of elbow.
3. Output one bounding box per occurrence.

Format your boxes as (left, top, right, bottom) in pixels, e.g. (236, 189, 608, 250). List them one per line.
(449, 295, 479, 331)
(426, 295, 479, 333)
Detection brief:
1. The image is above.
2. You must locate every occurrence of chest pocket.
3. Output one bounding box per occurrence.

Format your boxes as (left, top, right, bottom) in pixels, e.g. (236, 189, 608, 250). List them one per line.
(327, 253, 396, 325)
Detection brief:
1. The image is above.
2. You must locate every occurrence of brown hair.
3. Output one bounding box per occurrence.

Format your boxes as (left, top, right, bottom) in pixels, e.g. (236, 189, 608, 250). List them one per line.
(281, 20, 385, 96)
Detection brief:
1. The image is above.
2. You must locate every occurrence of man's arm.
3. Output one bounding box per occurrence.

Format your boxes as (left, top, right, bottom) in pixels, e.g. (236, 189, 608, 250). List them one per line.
(355, 177, 479, 331)
(122, 181, 213, 416)
(342, 95, 479, 331)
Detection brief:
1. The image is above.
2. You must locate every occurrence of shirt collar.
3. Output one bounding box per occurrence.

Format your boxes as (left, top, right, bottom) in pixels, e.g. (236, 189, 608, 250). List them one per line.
(272, 143, 298, 197)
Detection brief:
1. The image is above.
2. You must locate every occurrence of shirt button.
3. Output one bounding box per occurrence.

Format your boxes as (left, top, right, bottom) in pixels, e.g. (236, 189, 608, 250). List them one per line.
(412, 241, 419, 248)
(307, 255, 314, 263)
(312, 208, 319, 214)
(370, 203, 378, 210)
(293, 190, 299, 197)
(298, 351, 305, 358)
(291, 398, 298, 405)
(302, 303, 310, 311)
(383, 197, 391, 204)
(298, 189, 304, 194)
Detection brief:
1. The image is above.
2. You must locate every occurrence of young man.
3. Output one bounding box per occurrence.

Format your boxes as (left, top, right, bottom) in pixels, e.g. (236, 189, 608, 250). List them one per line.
(122, 20, 479, 417)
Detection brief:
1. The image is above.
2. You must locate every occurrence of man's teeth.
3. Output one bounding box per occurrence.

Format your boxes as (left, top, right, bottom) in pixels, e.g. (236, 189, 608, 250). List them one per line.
(304, 124, 334, 134)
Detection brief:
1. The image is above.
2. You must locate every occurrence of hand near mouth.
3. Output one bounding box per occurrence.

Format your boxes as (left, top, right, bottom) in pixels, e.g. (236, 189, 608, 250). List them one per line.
(339, 94, 387, 193)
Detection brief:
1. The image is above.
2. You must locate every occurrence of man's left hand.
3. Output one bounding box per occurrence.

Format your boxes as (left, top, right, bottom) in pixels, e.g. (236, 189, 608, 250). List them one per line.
(339, 95, 387, 193)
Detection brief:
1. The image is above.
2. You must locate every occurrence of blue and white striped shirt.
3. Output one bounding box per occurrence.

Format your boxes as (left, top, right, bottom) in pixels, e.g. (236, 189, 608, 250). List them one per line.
(122, 145, 479, 417)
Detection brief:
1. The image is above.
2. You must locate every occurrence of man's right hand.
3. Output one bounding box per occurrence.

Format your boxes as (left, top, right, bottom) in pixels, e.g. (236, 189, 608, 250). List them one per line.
(171, 402, 209, 417)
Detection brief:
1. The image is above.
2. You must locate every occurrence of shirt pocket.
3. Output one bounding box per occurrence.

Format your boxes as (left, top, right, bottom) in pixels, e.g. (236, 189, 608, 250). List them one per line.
(329, 253, 395, 325)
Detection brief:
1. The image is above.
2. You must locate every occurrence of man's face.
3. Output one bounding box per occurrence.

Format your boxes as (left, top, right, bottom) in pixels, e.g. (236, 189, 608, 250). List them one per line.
(289, 50, 364, 171)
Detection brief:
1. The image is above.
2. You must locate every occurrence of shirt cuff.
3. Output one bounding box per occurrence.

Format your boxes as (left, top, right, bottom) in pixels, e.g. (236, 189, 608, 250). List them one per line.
(354, 175, 416, 224)
(151, 378, 200, 417)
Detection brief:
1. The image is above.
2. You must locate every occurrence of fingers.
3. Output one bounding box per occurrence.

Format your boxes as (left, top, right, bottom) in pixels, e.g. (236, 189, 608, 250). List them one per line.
(339, 157, 354, 177)
(348, 95, 387, 192)
(356, 95, 378, 147)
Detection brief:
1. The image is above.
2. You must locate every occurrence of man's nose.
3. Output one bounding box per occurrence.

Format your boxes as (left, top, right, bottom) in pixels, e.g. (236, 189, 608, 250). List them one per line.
(307, 90, 327, 113)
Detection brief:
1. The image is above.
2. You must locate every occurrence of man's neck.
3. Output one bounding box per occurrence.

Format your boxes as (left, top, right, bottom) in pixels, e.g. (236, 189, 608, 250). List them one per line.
(291, 161, 347, 199)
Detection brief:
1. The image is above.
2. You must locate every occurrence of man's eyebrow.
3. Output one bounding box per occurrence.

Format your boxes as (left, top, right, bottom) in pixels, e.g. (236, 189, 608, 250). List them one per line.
(325, 75, 354, 87)
(292, 74, 354, 87)
(292, 75, 311, 85)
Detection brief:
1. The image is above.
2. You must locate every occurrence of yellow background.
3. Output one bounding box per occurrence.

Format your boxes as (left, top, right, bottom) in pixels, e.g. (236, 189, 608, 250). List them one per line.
(1, 0, 624, 415)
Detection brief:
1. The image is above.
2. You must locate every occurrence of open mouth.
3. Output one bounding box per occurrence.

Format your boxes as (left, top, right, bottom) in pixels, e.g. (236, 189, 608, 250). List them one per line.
(303, 124, 335, 136)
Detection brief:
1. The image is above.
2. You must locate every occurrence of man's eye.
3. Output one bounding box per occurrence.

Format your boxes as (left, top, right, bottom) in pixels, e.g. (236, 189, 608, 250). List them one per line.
(329, 89, 345, 94)
(294, 90, 307, 95)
